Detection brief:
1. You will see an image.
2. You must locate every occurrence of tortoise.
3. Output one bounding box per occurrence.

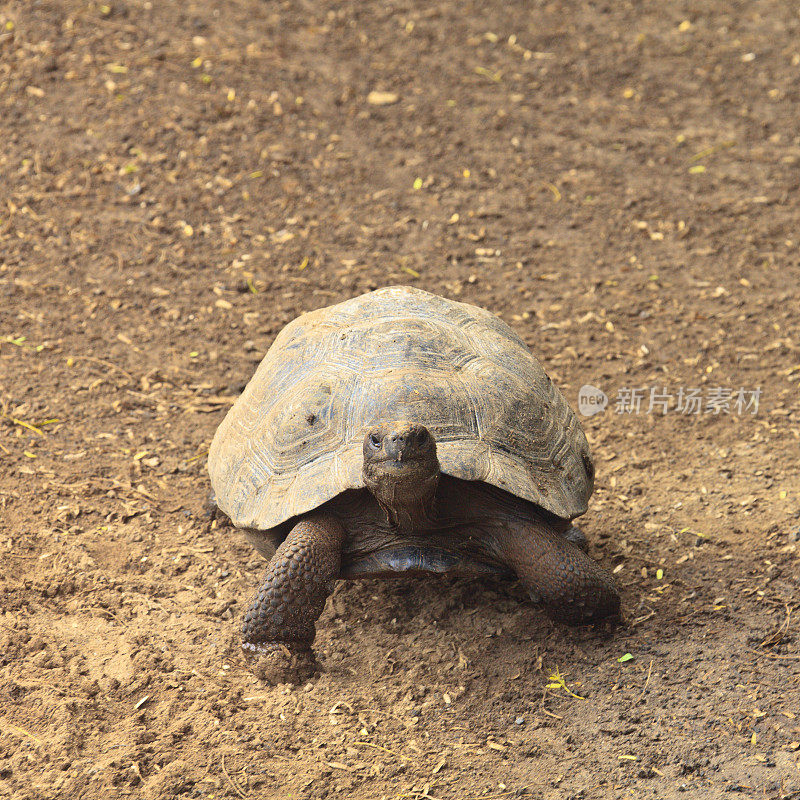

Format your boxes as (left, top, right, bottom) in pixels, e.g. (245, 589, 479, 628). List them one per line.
(208, 286, 620, 668)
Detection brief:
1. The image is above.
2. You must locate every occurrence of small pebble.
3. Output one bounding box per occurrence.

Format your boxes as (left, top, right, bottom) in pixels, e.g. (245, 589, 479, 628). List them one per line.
(515, 716, 525, 725)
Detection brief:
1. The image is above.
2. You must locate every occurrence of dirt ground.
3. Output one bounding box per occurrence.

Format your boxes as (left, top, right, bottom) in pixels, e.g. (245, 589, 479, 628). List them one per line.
(1, 1, 799, 798)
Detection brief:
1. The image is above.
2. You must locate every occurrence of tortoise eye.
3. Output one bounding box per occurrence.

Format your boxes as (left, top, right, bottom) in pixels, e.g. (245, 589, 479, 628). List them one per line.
(369, 433, 382, 449)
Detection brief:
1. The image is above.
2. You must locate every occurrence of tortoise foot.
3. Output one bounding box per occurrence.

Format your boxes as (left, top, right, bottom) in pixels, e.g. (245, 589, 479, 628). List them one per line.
(242, 641, 318, 683)
(545, 593, 623, 626)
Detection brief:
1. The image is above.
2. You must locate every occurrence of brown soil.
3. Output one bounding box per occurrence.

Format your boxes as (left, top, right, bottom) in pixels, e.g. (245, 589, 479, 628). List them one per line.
(1, 1, 799, 798)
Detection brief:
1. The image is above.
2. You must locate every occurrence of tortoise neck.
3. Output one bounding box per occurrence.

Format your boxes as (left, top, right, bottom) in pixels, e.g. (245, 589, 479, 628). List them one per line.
(365, 469, 440, 532)
(381, 488, 438, 532)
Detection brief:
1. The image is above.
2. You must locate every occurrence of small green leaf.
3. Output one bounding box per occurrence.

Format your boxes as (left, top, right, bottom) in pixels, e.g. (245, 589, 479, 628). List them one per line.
(412, 177, 423, 190)
(617, 653, 634, 663)
(656, 568, 664, 580)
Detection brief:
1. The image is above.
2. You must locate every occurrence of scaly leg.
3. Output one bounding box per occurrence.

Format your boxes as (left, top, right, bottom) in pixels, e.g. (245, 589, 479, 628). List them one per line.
(492, 517, 620, 624)
(241, 514, 346, 658)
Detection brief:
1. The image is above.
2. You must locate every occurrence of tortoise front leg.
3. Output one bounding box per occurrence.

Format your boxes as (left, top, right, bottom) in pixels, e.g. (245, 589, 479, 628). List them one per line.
(492, 518, 620, 624)
(241, 514, 346, 663)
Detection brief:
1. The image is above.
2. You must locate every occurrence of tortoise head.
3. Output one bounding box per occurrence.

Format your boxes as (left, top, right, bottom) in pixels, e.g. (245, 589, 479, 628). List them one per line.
(362, 422, 440, 530)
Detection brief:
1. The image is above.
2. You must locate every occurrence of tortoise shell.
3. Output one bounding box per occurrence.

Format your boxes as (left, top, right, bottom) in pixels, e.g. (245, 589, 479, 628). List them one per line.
(208, 286, 594, 530)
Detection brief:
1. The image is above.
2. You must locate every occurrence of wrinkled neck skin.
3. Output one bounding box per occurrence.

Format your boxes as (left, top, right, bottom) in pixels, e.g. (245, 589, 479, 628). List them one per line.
(363, 462, 440, 532)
